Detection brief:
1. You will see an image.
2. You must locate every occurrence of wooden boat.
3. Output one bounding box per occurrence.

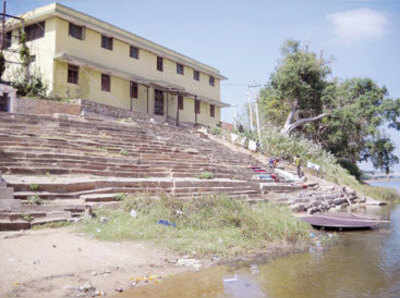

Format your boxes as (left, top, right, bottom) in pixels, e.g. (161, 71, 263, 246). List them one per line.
(300, 213, 390, 230)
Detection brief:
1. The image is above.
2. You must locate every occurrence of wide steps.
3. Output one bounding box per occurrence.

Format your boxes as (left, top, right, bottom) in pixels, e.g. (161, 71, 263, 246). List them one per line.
(0, 111, 274, 232)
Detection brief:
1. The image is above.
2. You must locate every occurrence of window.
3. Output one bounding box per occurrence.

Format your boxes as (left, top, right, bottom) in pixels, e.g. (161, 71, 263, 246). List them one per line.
(195, 99, 200, 114)
(209, 76, 215, 87)
(193, 70, 200, 81)
(130, 46, 139, 59)
(210, 104, 215, 118)
(176, 63, 184, 75)
(69, 23, 84, 40)
(178, 95, 184, 110)
(25, 21, 45, 42)
(4, 31, 11, 49)
(101, 35, 113, 50)
(101, 74, 111, 92)
(67, 64, 79, 84)
(30, 55, 36, 63)
(157, 56, 163, 71)
(130, 81, 138, 98)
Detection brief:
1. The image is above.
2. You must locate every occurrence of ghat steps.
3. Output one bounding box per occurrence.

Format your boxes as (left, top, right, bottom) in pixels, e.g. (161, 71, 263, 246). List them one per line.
(0, 112, 276, 230)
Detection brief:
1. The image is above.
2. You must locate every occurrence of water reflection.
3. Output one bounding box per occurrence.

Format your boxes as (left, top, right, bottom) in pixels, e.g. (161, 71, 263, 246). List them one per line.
(119, 205, 400, 298)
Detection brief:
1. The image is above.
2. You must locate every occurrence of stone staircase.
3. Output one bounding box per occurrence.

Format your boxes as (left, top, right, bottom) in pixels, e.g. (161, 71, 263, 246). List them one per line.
(0, 112, 278, 230)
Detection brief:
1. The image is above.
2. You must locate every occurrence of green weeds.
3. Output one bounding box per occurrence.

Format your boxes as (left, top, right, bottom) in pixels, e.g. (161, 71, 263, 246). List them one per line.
(27, 195, 43, 205)
(29, 184, 39, 191)
(78, 194, 311, 257)
(198, 172, 214, 180)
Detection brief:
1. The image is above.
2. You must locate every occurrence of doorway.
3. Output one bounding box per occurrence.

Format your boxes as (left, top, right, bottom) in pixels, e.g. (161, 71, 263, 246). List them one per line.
(0, 93, 9, 112)
(154, 89, 164, 116)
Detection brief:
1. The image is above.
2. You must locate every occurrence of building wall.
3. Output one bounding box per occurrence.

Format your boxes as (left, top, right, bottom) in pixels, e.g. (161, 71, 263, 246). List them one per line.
(3, 17, 57, 93)
(13, 97, 81, 115)
(53, 17, 221, 101)
(4, 10, 223, 127)
(53, 61, 132, 110)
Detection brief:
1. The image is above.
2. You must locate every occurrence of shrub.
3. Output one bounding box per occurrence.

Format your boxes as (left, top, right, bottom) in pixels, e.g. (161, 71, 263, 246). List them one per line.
(210, 127, 222, 136)
(337, 159, 362, 181)
(10, 68, 48, 98)
(27, 195, 43, 205)
(197, 171, 214, 179)
(29, 184, 39, 191)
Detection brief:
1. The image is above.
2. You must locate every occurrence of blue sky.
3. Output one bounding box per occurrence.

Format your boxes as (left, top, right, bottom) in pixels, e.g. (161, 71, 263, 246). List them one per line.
(9, 0, 400, 170)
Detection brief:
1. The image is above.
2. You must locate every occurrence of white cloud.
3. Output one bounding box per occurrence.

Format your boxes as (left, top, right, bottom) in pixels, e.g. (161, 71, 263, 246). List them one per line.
(327, 8, 388, 43)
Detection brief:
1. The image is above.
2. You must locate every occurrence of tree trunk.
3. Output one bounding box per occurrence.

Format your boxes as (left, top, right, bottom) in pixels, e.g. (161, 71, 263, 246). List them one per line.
(281, 99, 298, 134)
(281, 112, 329, 135)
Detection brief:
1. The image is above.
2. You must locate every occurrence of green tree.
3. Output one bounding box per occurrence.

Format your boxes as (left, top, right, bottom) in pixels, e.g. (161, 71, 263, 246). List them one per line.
(319, 78, 400, 164)
(365, 138, 399, 175)
(260, 40, 331, 135)
(259, 40, 400, 174)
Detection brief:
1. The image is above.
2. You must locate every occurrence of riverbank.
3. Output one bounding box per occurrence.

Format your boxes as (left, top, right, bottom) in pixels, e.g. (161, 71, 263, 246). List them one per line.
(0, 225, 327, 298)
(0, 227, 204, 298)
(0, 195, 328, 297)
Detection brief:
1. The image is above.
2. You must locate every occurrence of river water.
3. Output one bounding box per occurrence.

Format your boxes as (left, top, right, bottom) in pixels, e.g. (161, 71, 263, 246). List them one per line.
(120, 182, 400, 298)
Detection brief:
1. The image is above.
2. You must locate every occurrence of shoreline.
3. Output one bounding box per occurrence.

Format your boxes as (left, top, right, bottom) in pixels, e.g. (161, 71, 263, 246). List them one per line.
(364, 178, 400, 184)
(0, 225, 324, 298)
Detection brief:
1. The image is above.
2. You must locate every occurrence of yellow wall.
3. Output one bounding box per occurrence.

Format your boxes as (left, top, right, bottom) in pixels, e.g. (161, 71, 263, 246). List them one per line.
(53, 61, 132, 110)
(3, 17, 57, 92)
(54, 17, 221, 102)
(4, 12, 223, 127)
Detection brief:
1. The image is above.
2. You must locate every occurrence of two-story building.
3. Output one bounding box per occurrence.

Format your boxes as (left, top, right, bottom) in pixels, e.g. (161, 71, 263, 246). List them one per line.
(3, 3, 229, 126)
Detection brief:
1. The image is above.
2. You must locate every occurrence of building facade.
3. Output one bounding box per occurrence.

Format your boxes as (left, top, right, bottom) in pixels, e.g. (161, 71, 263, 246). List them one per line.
(4, 3, 229, 126)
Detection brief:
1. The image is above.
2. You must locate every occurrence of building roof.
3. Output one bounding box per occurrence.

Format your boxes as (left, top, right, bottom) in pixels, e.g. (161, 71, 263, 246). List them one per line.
(8, 3, 228, 81)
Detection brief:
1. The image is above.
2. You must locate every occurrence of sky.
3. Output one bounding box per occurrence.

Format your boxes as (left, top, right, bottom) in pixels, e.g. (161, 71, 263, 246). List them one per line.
(8, 0, 400, 170)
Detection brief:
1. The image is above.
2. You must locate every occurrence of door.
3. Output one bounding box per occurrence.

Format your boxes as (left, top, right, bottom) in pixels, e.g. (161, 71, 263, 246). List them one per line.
(154, 89, 164, 116)
(0, 93, 9, 112)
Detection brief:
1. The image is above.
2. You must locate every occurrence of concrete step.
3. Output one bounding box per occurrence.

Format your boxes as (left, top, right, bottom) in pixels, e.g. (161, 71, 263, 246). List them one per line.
(0, 220, 31, 231)
(81, 193, 124, 202)
(31, 217, 70, 227)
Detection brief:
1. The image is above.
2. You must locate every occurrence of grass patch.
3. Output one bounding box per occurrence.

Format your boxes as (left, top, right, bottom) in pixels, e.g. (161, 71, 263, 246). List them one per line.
(197, 172, 214, 180)
(29, 184, 39, 191)
(22, 215, 34, 222)
(119, 149, 129, 156)
(321, 162, 400, 203)
(78, 195, 311, 257)
(26, 195, 43, 205)
(115, 193, 128, 201)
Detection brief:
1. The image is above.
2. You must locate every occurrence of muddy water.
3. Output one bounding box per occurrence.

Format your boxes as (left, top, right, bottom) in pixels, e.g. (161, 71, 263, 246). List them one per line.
(119, 204, 400, 298)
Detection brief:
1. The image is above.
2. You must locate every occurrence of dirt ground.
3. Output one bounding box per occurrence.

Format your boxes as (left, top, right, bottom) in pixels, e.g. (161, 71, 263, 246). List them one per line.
(0, 227, 201, 298)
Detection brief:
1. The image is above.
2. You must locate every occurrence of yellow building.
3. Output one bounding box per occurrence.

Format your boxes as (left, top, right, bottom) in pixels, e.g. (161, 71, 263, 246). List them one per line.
(4, 3, 229, 126)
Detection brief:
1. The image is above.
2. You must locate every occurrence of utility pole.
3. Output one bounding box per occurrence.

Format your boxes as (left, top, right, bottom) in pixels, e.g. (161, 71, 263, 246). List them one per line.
(1, 1, 6, 51)
(247, 88, 254, 131)
(255, 96, 261, 141)
(233, 104, 238, 130)
(0, 1, 24, 50)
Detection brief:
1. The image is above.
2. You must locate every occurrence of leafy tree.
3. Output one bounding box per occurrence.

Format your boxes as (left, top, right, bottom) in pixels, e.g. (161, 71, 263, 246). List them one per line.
(319, 78, 400, 164)
(260, 40, 331, 135)
(365, 137, 399, 175)
(259, 40, 400, 174)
